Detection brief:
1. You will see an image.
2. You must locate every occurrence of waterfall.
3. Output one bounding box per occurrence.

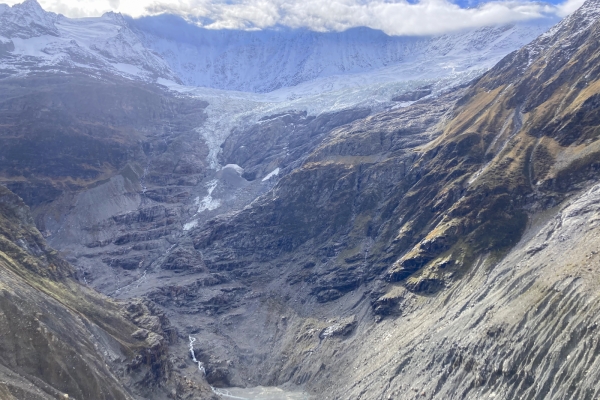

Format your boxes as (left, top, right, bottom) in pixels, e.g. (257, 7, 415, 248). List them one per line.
(188, 336, 250, 399)
(188, 336, 206, 375)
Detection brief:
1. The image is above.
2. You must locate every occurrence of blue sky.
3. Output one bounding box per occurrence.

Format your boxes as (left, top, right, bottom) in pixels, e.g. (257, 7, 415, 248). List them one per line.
(4, 0, 585, 36)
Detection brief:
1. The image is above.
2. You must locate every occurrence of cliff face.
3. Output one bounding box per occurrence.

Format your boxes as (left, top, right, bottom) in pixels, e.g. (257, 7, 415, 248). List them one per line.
(193, 0, 600, 304)
(181, 0, 600, 396)
(287, 178, 600, 399)
(0, 186, 213, 399)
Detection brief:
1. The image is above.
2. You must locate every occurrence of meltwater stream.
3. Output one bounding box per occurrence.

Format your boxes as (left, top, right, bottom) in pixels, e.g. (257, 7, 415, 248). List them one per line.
(211, 387, 309, 400)
(188, 336, 206, 374)
(189, 336, 308, 400)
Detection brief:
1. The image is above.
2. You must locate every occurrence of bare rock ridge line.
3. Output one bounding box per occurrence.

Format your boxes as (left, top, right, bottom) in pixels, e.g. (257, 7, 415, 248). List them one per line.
(0, 0, 600, 398)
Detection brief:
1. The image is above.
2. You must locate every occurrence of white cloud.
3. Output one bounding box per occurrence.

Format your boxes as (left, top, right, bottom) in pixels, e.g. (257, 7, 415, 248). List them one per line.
(555, 0, 585, 16)
(2, 0, 583, 35)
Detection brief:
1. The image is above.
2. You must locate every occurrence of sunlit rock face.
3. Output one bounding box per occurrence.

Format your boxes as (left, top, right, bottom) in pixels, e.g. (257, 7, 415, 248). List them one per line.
(186, 0, 600, 397)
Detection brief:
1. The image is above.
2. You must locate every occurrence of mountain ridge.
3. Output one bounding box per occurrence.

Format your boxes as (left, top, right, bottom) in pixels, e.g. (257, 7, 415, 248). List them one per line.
(2, 0, 600, 398)
(131, 15, 557, 92)
(0, 184, 215, 399)
(0, 0, 558, 94)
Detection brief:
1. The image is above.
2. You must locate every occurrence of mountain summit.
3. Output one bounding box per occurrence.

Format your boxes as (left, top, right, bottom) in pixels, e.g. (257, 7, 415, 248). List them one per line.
(0, 0, 58, 39)
(0, 0, 557, 93)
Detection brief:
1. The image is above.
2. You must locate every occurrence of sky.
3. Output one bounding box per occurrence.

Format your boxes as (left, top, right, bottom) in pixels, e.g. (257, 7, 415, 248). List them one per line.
(3, 0, 586, 36)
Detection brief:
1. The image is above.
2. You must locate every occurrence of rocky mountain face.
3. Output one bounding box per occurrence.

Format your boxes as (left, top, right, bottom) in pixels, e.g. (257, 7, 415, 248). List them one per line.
(1, 0, 600, 398)
(0, 185, 217, 399)
(183, 0, 600, 396)
(0, 71, 245, 312)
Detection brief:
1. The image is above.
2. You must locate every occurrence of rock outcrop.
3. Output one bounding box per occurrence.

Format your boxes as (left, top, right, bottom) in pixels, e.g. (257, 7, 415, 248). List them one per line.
(0, 184, 214, 399)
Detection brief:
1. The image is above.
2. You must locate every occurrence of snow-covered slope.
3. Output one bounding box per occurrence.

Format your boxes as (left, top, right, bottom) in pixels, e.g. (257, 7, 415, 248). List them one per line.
(0, 0, 177, 81)
(0, 0, 58, 38)
(0, 0, 564, 173)
(0, 0, 559, 95)
(131, 15, 558, 93)
(139, 17, 556, 169)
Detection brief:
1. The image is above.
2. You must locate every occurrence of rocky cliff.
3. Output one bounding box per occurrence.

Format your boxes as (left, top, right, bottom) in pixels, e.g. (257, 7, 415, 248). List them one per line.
(184, 0, 600, 396)
(0, 185, 216, 399)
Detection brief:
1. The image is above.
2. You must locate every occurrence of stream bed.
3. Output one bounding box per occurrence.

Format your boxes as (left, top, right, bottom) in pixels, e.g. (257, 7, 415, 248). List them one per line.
(212, 386, 309, 399)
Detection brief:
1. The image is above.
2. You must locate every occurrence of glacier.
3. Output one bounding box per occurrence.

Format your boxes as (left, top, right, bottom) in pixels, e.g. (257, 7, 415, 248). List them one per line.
(131, 14, 559, 93)
(0, 0, 562, 171)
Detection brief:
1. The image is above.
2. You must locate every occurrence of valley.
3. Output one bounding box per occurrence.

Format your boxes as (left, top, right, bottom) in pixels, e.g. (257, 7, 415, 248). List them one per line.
(1, 0, 600, 399)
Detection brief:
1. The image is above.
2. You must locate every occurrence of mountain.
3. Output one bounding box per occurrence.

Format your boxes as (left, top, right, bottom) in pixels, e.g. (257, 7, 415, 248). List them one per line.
(0, 0, 58, 38)
(0, 185, 215, 399)
(0, 0, 176, 82)
(183, 0, 600, 397)
(131, 15, 556, 93)
(0, 0, 556, 94)
(3, 0, 600, 398)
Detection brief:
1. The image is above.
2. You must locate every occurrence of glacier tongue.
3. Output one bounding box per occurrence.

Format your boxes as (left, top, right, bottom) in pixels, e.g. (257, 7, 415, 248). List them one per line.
(0, 1, 562, 171)
(142, 17, 557, 170)
(158, 67, 486, 170)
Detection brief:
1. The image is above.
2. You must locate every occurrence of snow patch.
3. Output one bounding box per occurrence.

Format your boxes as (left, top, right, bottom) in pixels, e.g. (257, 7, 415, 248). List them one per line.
(195, 179, 221, 213)
(112, 62, 143, 76)
(11, 36, 55, 58)
(183, 220, 198, 231)
(262, 168, 280, 182)
(223, 164, 244, 175)
(156, 77, 180, 87)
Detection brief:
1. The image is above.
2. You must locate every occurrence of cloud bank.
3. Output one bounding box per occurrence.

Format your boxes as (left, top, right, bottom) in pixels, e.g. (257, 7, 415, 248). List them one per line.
(4, 0, 586, 35)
